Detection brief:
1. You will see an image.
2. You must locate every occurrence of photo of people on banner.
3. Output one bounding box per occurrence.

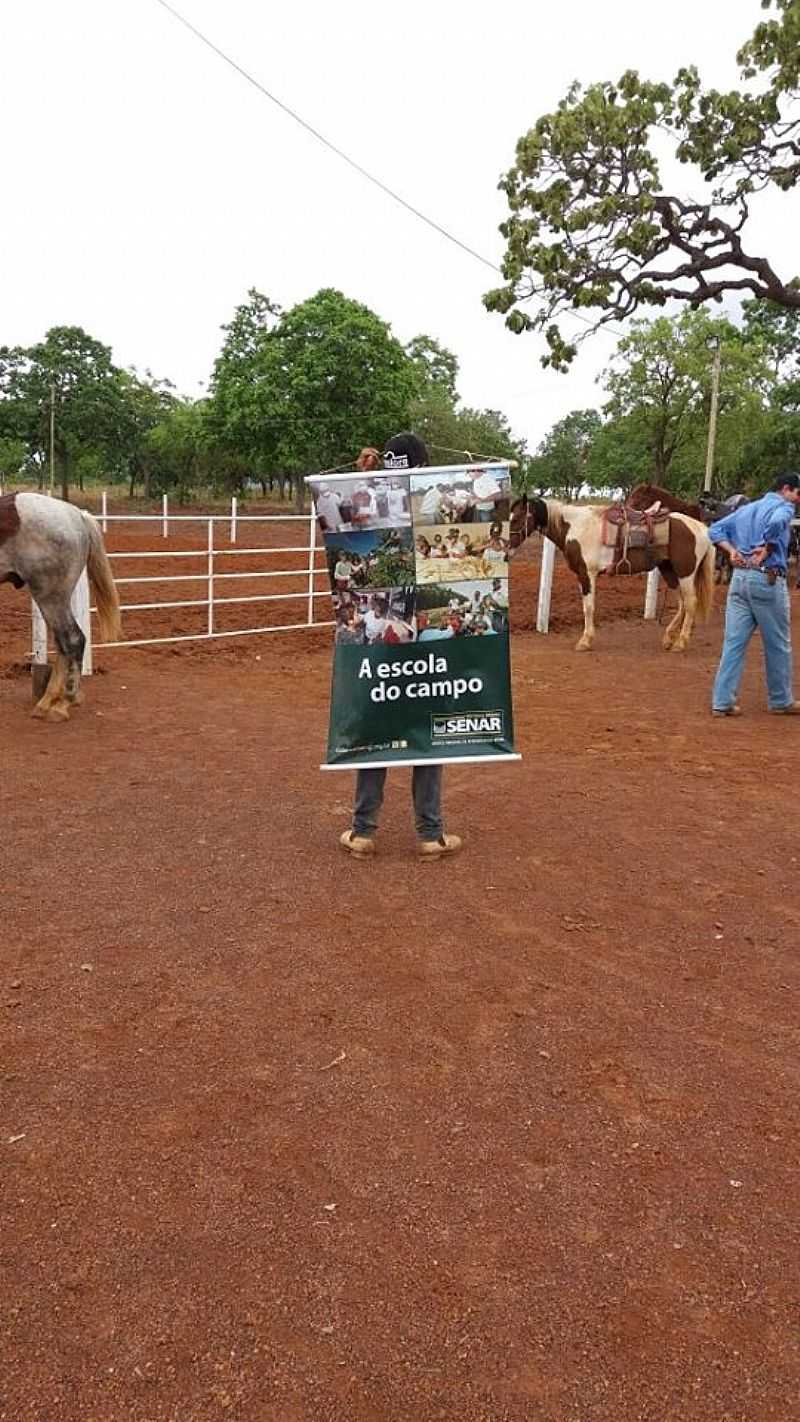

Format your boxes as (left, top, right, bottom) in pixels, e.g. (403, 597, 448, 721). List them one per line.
(416, 579, 509, 639)
(309, 460, 517, 769)
(334, 588, 416, 646)
(309, 474, 411, 533)
(325, 528, 415, 590)
(415, 523, 509, 583)
(410, 467, 511, 526)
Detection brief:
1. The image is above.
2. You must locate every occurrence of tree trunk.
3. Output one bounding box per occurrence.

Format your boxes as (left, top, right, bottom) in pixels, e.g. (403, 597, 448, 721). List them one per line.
(60, 448, 70, 502)
(294, 474, 305, 513)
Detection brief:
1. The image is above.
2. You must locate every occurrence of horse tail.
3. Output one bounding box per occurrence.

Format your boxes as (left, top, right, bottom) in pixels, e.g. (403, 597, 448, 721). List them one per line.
(82, 512, 122, 642)
(694, 533, 716, 622)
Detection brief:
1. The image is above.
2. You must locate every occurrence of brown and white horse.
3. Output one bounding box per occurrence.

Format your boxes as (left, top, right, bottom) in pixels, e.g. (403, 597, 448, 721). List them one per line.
(0, 492, 121, 720)
(509, 496, 715, 652)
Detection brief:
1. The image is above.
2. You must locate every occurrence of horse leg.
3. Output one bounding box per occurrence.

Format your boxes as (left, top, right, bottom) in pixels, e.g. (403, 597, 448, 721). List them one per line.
(670, 576, 697, 652)
(61, 614, 86, 705)
(29, 594, 85, 722)
(576, 571, 597, 651)
(31, 649, 69, 721)
(662, 598, 684, 650)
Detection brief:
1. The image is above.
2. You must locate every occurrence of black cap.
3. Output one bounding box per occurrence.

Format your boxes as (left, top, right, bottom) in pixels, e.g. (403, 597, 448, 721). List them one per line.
(383, 432, 429, 470)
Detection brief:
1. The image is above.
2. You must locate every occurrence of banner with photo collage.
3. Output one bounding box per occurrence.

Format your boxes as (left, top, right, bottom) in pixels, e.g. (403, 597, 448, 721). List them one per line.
(307, 462, 520, 769)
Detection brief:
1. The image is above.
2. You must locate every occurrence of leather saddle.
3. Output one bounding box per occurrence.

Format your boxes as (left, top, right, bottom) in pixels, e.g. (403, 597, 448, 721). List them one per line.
(601, 501, 671, 574)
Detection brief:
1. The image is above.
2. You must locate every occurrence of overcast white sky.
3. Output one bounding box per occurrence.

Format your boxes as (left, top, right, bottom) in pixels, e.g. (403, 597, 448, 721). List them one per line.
(2, 0, 797, 450)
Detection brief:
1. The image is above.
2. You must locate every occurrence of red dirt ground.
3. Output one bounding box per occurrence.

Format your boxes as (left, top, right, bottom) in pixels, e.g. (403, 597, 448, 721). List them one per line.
(2, 538, 800, 1421)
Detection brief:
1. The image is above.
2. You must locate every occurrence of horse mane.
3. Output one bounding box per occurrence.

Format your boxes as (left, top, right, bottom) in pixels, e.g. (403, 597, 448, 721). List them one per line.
(628, 483, 704, 520)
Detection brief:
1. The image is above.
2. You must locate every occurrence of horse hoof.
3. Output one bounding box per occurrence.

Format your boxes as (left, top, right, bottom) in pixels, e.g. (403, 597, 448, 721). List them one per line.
(670, 642, 686, 654)
(575, 641, 592, 652)
(31, 702, 70, 722)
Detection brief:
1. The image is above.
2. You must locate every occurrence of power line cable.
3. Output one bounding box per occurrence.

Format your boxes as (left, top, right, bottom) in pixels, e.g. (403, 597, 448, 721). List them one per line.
(152, 0, 624, 338)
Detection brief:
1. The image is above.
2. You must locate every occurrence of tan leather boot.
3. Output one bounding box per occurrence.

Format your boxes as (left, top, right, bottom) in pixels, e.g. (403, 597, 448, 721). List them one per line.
(339, 830, 375, 859)
(417, 834, 462, 860)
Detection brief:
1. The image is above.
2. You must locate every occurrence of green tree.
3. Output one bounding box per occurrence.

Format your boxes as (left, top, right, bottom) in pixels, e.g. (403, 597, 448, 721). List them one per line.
(405, 335, 459, 402)
(599, 310, 768, 492)
(584, 412, 654, 496)
(742, 292, 800, 379)
(484, 1, 800, 369)
(0, 326, 130, 499)
(209, 288, 418, 507)
(145, 399, 214, 502)
(528, 409, 602, 500)
(0, 435, 27, 483)
(409, 387, 527, 469)
(117, 370, 179, 497)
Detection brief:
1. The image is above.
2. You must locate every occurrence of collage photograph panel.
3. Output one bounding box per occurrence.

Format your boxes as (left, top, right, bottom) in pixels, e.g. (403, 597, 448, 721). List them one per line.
(415, 578, 509, 641)
(310, 473, 411, 534)
(333, 586, 416, 646)
(415, 520, 509, 583)
(325, 527, 416, 593)
(409, 466, 511, 528)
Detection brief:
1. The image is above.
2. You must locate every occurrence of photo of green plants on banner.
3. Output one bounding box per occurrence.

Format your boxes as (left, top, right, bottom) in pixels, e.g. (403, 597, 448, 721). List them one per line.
(308, 463, 519, 769)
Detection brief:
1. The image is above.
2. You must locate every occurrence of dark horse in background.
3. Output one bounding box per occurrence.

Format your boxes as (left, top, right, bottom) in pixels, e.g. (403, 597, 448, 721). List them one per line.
(0, 492, 122, 720)
(628, 484, 749, 584)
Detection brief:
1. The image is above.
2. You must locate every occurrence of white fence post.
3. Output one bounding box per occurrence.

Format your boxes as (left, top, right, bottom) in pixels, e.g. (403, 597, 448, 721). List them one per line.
(207, 518, 215, 636)
(31, 571, 93, 677)
(162, 494, 169, 539)
(307, 508, 317, 625)
(537, 538, 556, 634)
(72, 569, 93, 674)
(644, 568, 660, 620)
(32, 599, 48, 666)
(230, 496, 237, 545)
(101, 490, 108, 534)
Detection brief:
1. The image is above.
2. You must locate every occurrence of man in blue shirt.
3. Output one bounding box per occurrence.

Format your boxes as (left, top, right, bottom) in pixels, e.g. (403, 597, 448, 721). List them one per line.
(709, 474, 800, 716)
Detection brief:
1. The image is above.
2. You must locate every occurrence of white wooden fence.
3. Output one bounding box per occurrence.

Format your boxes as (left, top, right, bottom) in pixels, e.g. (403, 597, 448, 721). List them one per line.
(31, 510, 332, 675)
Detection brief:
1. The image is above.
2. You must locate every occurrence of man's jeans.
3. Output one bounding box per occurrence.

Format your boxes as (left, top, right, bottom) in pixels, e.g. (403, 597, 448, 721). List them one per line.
(713, 568, 794, 710)
(353, 766, 443, 840)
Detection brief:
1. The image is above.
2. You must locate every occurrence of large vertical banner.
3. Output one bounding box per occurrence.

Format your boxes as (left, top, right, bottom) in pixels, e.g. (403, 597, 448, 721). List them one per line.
(307, 463, 520, 769)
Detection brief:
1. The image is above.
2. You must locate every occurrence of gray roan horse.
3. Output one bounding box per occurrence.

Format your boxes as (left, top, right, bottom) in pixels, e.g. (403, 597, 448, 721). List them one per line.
(0, 492, 121, 721)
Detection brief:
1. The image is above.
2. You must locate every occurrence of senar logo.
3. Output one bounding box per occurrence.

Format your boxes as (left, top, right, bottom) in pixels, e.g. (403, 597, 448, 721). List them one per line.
(432, 712, 503, 739)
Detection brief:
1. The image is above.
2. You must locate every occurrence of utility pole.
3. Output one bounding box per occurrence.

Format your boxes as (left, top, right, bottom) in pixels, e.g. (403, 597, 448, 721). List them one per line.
(703, 344, 721, 493)
(49, 380, 56, 496)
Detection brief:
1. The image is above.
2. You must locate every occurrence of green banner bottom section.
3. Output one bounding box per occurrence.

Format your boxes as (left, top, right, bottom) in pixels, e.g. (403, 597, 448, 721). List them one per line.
(325, 634, 518, 768)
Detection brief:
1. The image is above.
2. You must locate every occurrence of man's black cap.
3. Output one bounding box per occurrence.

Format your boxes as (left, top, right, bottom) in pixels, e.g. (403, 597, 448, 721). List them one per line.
(383, 432, 430, 470)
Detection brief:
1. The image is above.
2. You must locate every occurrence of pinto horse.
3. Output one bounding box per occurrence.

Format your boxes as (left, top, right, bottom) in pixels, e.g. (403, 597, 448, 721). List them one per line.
(0, 492, 121, 720)
(509, 495, 714, 652)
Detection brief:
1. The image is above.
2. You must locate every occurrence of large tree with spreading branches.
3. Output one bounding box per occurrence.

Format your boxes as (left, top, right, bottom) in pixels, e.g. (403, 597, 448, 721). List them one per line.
(484, 0, 800, 370)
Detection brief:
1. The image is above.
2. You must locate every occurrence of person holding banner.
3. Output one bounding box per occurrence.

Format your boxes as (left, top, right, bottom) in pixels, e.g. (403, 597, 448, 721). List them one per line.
(340, 432, 462, 862)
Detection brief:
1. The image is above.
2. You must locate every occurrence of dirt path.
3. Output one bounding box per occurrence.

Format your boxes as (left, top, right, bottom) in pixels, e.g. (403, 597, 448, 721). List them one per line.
(2, 617, 800, 1421)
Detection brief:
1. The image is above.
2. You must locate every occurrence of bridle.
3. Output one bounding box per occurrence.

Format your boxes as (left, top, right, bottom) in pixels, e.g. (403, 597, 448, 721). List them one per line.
(509, 495, 540, 550)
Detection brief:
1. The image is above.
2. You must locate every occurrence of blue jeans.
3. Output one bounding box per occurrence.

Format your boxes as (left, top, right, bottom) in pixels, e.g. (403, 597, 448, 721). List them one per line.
(353, 766, 444, 840)
(712, 569, 794, 710)
(474, 508, 494, 523)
